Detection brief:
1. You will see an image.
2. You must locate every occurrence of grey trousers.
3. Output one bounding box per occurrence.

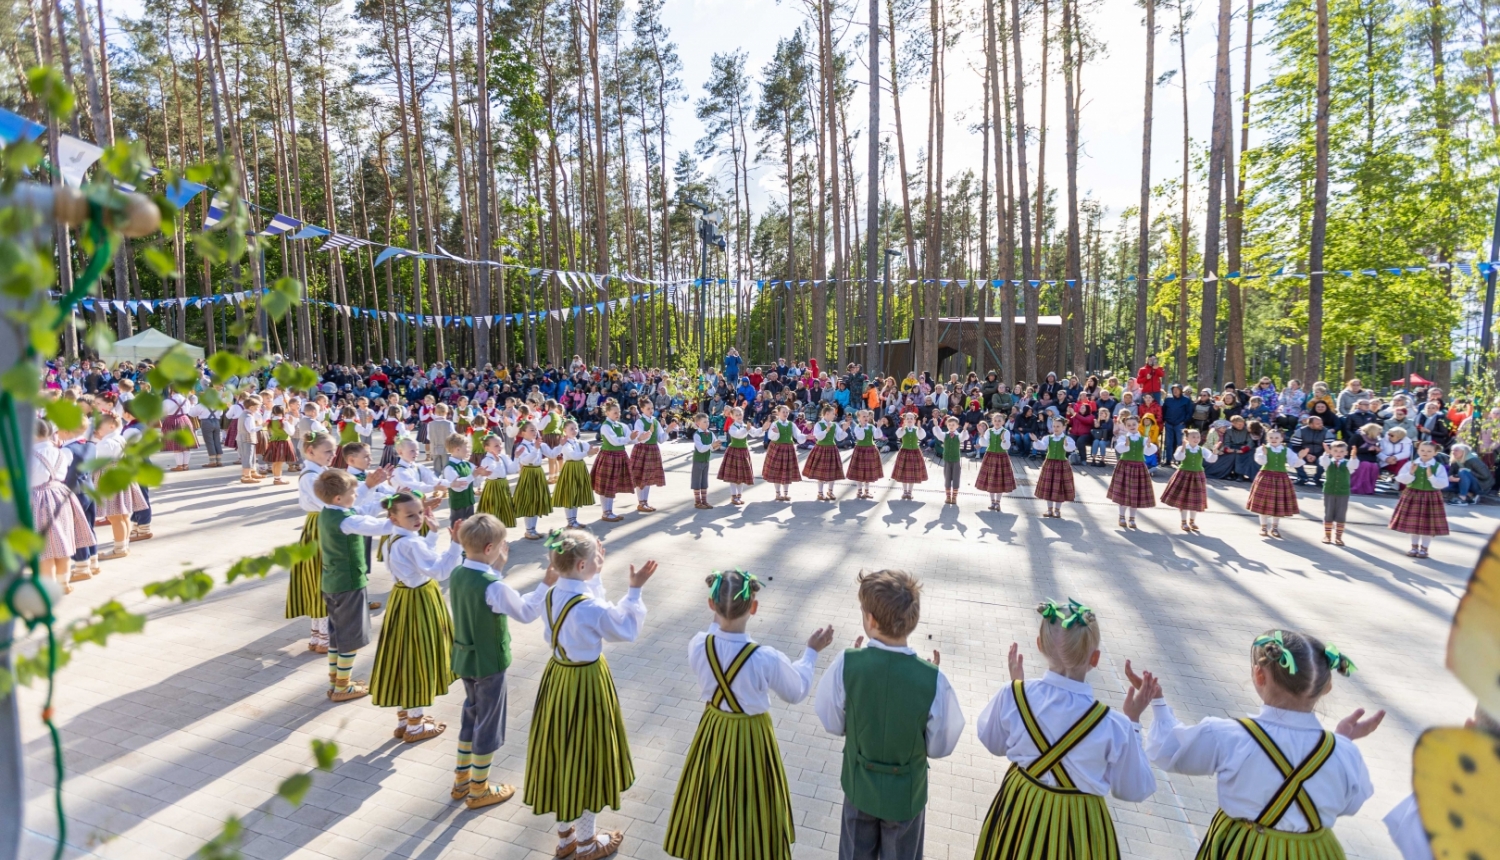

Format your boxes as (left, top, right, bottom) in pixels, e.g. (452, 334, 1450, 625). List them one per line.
(943, 459, 961, 490)
(459, 671, 509, 756)
(839, 798, 925, 860)
(324, 587, 372, 652)
(1323, 494, 1349, 524)
(691, 460, 710, 490)
(200, 418, 223, 456)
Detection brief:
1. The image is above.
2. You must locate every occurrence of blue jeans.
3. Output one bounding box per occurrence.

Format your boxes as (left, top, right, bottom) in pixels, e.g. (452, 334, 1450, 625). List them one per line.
(1090, 439, 1107, 459)
(1294, 460, 1324, 484)
(1012, 432, 1032, 455)
(1164, 424, 1185, 463)
(1457, 469, 1483, 497)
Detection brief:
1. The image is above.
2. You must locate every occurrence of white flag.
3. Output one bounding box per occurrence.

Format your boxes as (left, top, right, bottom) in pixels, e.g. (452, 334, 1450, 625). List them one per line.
(58, 134, 104, 187)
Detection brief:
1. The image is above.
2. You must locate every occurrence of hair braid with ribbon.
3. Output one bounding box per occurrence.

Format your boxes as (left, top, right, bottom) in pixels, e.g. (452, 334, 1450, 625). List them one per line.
(706, 568, 761, 620)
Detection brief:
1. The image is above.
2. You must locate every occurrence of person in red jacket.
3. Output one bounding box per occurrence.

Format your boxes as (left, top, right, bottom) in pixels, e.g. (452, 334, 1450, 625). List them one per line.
(1135, 355, 1165, 397)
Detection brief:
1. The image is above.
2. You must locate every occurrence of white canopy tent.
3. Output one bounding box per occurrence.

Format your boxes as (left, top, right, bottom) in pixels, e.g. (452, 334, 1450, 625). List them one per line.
(98, 327, 205, 362)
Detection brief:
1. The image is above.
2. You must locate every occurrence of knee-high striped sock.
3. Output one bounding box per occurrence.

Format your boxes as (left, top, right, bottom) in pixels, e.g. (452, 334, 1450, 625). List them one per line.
(468, 752, 494, 794)
(335, 652, 355, 691)
(327, 651, 338, 687)
(454, 739, 474, 787)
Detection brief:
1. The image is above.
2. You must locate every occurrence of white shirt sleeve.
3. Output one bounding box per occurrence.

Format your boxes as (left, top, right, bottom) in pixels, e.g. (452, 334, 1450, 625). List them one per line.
(1144, 701, 1223, 774)
(791, 423, 806, 443)
(765, 646, 820, 705)
(591, 587, 648, 643)
(1395, 460, 1416, 485)
(599, 423, 629, 448)
(484, 579, 549, 623)
(1254, 447, 1269, 466)
(337, 512, 394, 537)
(814, 650, 848, 737)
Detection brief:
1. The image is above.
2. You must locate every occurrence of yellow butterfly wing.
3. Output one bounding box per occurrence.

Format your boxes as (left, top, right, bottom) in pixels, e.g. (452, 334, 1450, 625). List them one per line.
(1413, 727, 1500, 855)
(1449, 527, 1500, 716)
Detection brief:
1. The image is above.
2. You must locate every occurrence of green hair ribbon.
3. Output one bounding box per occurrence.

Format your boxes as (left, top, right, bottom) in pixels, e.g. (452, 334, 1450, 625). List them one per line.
(1038, 600, 1066, 624)
(1253, 631, 1298, 675)
(709, 570, 726, 600)
(543, 529, 567, 551)
(735, 570, 758, 601)
(1062, 598, 1094, 629)
(1324, 645, 1357, 676)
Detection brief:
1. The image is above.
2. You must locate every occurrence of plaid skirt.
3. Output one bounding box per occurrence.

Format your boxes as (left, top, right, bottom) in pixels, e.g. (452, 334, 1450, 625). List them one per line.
(264, 439, 297, 463)
(717, 447, 755, 485)
(542, 432, 564, 450)
(224, 418, 239, 448)
(1246, 471, 1299, 518)
(101, 483, 148, 519)
(630, 443, 666, 488)
(976, 452, 1017, 494)
(1390, 487, 1449, 536)
(32, 481, 95, 560)
(592, 449, 637, 497)
(1160, 469, 1208, 511)
(847, 446, 885, 483)
(802, 446, 845, 482)
(161, 412, 197, 452)
(1107, 460, 1156, 508)
(1034, 459, 1075, 503)
(892, 449, 928, 484)
(762, 442, 802, 485)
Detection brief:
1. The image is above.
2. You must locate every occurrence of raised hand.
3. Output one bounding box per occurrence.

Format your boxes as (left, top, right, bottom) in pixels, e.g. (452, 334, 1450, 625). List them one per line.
(853, 635, 866, 649)
(808, 625, 835, 651)
(932, 649, 941, 666)
(1122, 669, 1161, 722)
(448, 522, 461, 542)
(1335, 707, 1386, 740)
(542, 564, 561, 586)
(1008, 642, 1025, 682)
(628, 559, 658, 588)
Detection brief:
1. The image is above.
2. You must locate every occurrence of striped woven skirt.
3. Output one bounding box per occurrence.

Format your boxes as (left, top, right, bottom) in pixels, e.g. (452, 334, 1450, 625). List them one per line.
(847, 446, 884, 483)
(663, 706, 794, 860)
(717, 447, 755, 485)
(224, 418, 239, 448)
(591, 450, 637, 497)
(265, 439, 297, 463)
(1161, 469, 1208, 511)
(802, 445, 845, 482)
(478, 476, 518, 528)
(369, 580, 457, 709)
(32, 481, 95, 560)
(892, 448, 928, 484)
(1193, 810, 1345, 860)
(974, 765, 1120, 860)
(161, 412, 197, 452)
(1107, 460, 1156, 508)
(1389, 487, 1449, 536)
(1034, 459, 1075, 503)
(976, 452, 1017, 494)
(761, 442, 801, 485)
(1246, 471, 1299, 518)
(542, 432, 565, 450)
(379, 443, 401, 468)
(553, 459, 597, 509)
(100, 482, 147, 519)
(630, 443, 667, 488)
(285, 512, 327, 619)
(515, 464, 554, 517)
(523, 656, 635, 821)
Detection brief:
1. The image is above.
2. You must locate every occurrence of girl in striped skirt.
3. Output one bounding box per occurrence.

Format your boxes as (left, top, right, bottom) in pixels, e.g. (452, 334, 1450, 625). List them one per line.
(370, 492, 462, 743)
(890, 413, 928, 500)
(974, 417, 1016, 511)
(630, 400, 668, 512)
(548, 420, 597, 528)
(291, 434, 340, 652)
(1247, 429, 1299, 539)
(524, 527, 658, 860)
(1106, 416, 1157, 530)
(1032, 419, 1078, 518)
(802, 404, 847, 501)
(476, 433, 518, 529)
(716, 407, 755, 505)
(1390, 440, 1449, 558)
(592, 400, 637, 522)
(541, 401, 567, 483)
(31, 419, 95, 594)
(974, 599, 1158, 860)
(845, 410, 885, 500)
(1161, 429, 1215, 532)
(663, 569, 834, 860)
(512, 422, 553, 540)
(92, 412, 146, 559)
(1143, 630, 1380, 860)
(760, 405, 805, 502)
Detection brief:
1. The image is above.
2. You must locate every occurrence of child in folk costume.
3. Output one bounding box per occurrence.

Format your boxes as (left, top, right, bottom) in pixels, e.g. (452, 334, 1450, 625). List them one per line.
(513, 421, 554, 539)
(391, 438, 440, 496)
(311, 469, 399, 701)
(688, 413, 721, 510)
(630, 400, 668, 512)
(803, 404, 847, 501)
(1247, 428, 1299, 538)
(1141, 630, 1382, 860)
(93, 412, 147, 560)
(31, 419, 96, 595)
(890, 412, 929, 501)
(1390, 440, 1448, 558)
(263, 405, 297, 485)
(370, 488, 464, 743)
(524, 528, 658, 860)
(379, 406, 404, 468)
(932, 415, 968, 506)
(292, 434, 343, 652)
(437, 435, 479, 526)
(813, 570, 964, 860)
(761, 405, 806, 502)
(1033, 419, 1079, 518)
(224, 394, 245, 461)
(1106, 415, 1158, 530)
(974, 416, 1017, 511)
(716, 406, 755, 506)
(332, 406, 360, 469)
(592, 400, 637, 523)
(236, 396, 265, 484)
(189, 394, 226, 469)
(160, 390, 197, 472)
(468, 415, 489, 466)
(846, 409, 885, 500)
(58, 420, 99, 583)
(548, 420, 596, 528)
(973, 600, 1158, 860)
(428, 404, 456, 477)
(1162, 428, 1215, 532)
(475, 433, 519, 529)
(663, 569, 835, 860)
(1318, 441, 1359, 546)
(542, 401, 567, 483)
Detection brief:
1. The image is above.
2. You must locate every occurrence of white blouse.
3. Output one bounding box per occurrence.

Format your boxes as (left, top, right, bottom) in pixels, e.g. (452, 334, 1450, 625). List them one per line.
(391, 459, 439, 495)
(765, 419, 806, 444)
(1396, 458, 1448, 487)
(543, 439, 590, 461)
(599, 421, 631, 449)
(896, 425, 926, 444)
(976, 428, 1009, 450)
(513, 440, 545, 467)
(536, 577, 647, 664)
(813, 420, 846, 444)
(1175, 443, 1218, 463)
(813, 638, 965, 759)
(727, 422, 751, 443)
(30, 442, 71, 489)
(932, 426, 969, 445)
(385, 527, 464, 589)
(688, 625, 818, 716)
(1113, 432, 1159, 456)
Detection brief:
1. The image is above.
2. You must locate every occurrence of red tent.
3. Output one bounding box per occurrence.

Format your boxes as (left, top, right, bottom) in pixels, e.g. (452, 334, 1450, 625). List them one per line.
(1390, 373, 1433, 387)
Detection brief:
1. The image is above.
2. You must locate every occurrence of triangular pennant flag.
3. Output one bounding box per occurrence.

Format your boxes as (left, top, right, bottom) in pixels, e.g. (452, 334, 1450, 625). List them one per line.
(289, 224, 331, 240)
(203, 195, 229, 228)
(259, 213, 302, 237)
(57, 134, 104, 187)
(0, 107, 45, 143)
(165, 179, 208, 209)
(374, 246, 416, 266)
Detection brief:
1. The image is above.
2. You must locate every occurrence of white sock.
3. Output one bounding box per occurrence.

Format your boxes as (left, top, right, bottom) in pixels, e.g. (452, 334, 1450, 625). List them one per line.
(1271, 517, 1280, 529)
(315, 617, 329, 635)
(577, 810, 596, 842)
(1118, 505, 1127, 517)
(525, 516, 538, 531)
(903, 483, 912, 494)
(176, 452, 190, 467)
(639, 488, 650, 503)
(406, 707, 423, 732)
(1419, 535, 1432, 548)
(603, 498, 613, 515)
(566, 508, 577, 520)
(1258, 514, 1269, 527)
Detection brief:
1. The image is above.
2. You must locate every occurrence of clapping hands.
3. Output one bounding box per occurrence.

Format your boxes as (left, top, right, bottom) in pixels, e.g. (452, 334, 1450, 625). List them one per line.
(1122, 660, 1162, 723)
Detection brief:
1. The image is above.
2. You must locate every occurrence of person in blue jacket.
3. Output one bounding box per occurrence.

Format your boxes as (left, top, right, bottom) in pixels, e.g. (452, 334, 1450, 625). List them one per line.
(1161, 383, 1195, 465)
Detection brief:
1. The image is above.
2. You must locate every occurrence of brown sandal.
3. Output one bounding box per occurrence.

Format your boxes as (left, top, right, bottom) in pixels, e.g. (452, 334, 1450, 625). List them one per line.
(574, 831, 624, 860)
(554, 827, 576, 857)
(451, 781, 471, 800)
(402, 717, 447, 743)
(327, 681, 369, 702)
(463, 782, 515, 810)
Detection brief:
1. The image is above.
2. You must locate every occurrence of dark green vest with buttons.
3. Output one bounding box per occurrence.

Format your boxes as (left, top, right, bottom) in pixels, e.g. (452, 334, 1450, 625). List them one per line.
(840, 647, 939, 822)
(449, 564, 512, 678)
(1045, 437, 1068, 460)
(986, 431, 1007, 453)
(1323, 460, 1351, 496)
(899, 428, 921, 450)
(855, 426, 876, 447)
(448, 460, 475, 509)
(1179, 448, 1204, 472)
(774, 421, 795, 444)
(817, 423, 838, 446)
(941, 432, 961, 462)
(1263, 447, 1289, 472)
(693, 430, 714, 463)
(1120, 435, 1146, 462)
(317, 507, 369, 594)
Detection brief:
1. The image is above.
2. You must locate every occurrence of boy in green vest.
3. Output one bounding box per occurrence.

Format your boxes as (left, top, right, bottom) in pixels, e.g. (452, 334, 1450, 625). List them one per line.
(814, 570, 965, 860)
(931, 415, 968, 506)
(1318, 440, 1355, 545)
(439, 434, 478, 526)
(448, 514, 556, 810)
(313, 469, 398, 702)
(689, 412, 721, 509)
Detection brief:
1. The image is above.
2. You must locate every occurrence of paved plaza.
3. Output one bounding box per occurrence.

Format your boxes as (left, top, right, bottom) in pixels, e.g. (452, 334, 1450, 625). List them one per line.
(14, 442, 1491, 860)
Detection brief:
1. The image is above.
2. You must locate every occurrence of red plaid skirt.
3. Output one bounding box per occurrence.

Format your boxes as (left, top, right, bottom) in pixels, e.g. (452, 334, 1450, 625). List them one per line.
(1034, 459, 1075, 503)
(1107, 460, 1156, 508)
(762, 442, 802, 484)
(847, 446, 885, 483)
(717, 447, 755, 485)
(803, 445, 845, 482)
(331, 450, 347, 470)
(976, 452, 1017, 494)
(630, 443, 666, 488)
(264, 439, 297, 464)
(1160, 469, 1207, 511)
(1389, 487, 1449, 536)
(161, 413, 197, 452)
(591, 449, 636, 496)
(542, 432, 564, 450)
(1246, 471, 1299, 518)
(224, 417, 239, 448)
(892, 449, 928, 484)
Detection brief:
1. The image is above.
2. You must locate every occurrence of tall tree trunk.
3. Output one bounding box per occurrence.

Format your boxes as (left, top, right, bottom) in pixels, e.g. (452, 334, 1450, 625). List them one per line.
(1175, 0, 1190, 382)
(385, 0, 424, 361)
(1135, 0, 1155, 372)
(584, 0, 611, 366)
(1225, 0, 1252, 386)
(887, 0, 918, 272)
(1306, 0, 1330, 382)
(1062, 0, 1082, 374)
(1011, 0, 1037, 382)
(1199, 0, 1231, 388)
(476, 0, 496, 366)
(998, 0, 1016, 386)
